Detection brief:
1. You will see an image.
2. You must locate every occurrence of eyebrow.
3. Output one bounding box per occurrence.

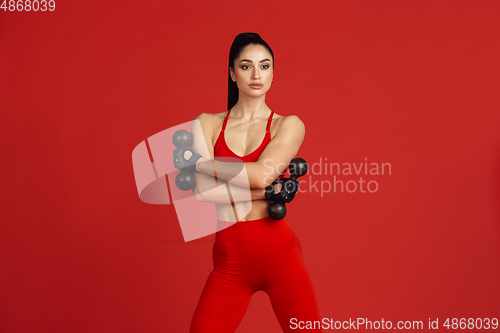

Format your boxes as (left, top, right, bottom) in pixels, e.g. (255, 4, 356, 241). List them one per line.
(239, 58, 271, 63)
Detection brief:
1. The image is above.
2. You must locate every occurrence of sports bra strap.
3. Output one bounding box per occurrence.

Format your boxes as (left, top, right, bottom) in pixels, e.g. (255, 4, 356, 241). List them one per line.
(220, 109, 231, 131)
(221, 108, 274, 132)
(266, 110, 274, 132)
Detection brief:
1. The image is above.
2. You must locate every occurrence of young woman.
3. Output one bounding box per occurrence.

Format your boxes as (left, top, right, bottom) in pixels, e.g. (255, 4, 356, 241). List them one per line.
(185, 32, 322, 332)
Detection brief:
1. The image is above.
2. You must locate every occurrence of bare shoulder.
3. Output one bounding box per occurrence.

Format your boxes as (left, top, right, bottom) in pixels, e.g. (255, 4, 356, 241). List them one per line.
(193, 112, 211, 122)
(272, 113, 305, 134)
(193, 111, 227, 124)
(193, 112, 221, 129)
(193, 111, 228, 144)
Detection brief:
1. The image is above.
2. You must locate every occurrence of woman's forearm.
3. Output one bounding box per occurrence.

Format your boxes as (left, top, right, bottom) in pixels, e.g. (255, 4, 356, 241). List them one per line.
(195, 157, 267, 189)
(192, 171, 266, 204)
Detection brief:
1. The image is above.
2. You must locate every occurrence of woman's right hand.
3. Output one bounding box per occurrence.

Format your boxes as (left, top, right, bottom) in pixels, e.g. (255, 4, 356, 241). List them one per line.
(173, 147, 202, 172)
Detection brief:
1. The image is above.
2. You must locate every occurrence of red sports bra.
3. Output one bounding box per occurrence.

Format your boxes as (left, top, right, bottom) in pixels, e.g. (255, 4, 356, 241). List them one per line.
(213, 108, 286, 178)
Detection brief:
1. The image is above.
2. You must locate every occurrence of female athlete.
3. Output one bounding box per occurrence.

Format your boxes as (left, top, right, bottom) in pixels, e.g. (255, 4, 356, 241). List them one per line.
(182, 32, 322, 332)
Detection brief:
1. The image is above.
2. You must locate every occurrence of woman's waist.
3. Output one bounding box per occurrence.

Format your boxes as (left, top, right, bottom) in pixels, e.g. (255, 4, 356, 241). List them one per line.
(215, 216, 290, 241)
(215, 199, 271, 222)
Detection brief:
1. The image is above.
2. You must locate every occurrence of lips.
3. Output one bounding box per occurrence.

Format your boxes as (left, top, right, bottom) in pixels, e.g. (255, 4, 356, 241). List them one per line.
(249, 84, 263, 89)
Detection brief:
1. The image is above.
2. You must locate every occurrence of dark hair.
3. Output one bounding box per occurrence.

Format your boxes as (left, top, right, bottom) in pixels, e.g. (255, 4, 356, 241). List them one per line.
(228, 32, 274, 110)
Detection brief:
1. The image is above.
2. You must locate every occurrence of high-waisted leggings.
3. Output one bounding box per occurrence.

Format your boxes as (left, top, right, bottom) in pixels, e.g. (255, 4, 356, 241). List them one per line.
(190, 216, 322, 332)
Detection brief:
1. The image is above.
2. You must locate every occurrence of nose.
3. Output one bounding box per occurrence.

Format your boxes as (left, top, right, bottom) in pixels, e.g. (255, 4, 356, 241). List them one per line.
(251, 67, 261, 79)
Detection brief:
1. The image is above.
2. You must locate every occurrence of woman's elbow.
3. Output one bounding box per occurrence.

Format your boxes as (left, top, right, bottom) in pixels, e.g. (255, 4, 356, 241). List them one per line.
(253, 176, 270, 190)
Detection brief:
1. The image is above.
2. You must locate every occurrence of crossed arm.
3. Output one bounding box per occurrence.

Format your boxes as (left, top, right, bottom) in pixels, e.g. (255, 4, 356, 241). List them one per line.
(192, 172, 266, 204)
(189, 112, 305, 203)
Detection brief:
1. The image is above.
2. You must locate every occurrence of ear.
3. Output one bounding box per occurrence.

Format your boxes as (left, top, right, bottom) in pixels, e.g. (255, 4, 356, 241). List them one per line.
(230, 68, 236, 82)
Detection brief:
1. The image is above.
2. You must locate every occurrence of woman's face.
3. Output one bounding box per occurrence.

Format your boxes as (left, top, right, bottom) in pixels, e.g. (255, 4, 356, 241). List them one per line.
(230, 44, 274, 98)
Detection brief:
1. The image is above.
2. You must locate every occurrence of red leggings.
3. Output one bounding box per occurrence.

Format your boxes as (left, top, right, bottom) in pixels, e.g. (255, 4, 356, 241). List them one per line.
(190, 216, 322, 332)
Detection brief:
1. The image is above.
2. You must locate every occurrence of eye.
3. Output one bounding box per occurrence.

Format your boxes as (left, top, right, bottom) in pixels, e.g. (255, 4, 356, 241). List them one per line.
(241, 65, 250, 70)
(261, 64, 270, 69)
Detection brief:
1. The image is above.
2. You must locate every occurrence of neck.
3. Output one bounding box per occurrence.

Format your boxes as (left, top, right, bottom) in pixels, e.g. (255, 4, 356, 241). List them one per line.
(231, 94, 269, 120)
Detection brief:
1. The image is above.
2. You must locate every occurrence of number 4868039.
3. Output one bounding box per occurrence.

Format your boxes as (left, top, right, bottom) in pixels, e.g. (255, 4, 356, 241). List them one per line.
(1, 0, 56, 11)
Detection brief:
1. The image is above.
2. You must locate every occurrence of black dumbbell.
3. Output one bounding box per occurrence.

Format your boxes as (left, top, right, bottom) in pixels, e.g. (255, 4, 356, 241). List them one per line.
(174, 170, 196, 191)
(267, 157, 308, 220)
(172, 129, 197, 191)
(173, 129, 193, 148)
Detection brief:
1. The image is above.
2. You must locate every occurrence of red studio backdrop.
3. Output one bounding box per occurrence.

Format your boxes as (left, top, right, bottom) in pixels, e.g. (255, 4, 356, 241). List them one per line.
(1, 1, 499, 332)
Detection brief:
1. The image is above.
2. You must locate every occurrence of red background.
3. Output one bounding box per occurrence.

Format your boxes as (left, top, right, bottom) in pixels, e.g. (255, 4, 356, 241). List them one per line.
(1, 1, 499, 332)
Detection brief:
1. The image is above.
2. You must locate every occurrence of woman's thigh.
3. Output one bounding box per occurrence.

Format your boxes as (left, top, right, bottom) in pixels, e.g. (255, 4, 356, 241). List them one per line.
(265, 231, 322, 332)
(190, 272, 253, 333)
